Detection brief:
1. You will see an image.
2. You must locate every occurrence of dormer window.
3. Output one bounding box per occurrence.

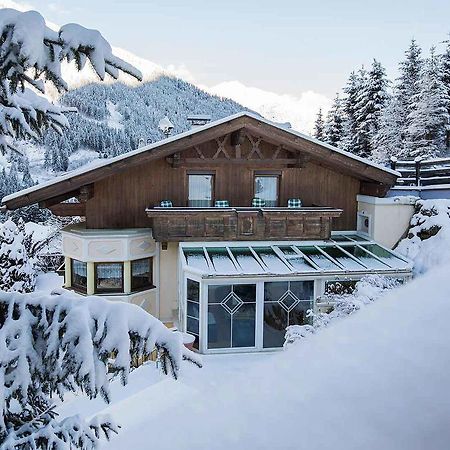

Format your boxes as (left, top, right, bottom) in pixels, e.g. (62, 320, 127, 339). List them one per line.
(188, 173, 214, 207)
(254, 173, 279, 207)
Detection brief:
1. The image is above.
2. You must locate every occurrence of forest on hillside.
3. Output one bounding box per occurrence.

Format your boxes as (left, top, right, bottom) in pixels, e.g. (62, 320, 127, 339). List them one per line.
(313, 38, 450, 162)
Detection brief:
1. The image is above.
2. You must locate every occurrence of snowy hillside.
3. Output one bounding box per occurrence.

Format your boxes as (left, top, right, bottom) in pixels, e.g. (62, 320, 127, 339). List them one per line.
(56, 265, 450, 450)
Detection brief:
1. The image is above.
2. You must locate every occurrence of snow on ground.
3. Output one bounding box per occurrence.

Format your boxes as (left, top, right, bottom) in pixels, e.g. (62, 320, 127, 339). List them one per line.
(106, 100, 124, 131)
(396, 199, 450, 274)
(35, 272, 63, 292)
(56, 266, 450, 450)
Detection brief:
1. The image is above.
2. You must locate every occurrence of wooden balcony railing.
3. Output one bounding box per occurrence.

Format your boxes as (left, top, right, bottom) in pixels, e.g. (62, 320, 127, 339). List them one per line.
(145, 207, 342, 242)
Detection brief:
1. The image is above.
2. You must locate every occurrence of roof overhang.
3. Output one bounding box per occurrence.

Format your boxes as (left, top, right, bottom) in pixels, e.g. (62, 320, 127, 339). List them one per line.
(2, 112, 400, 210)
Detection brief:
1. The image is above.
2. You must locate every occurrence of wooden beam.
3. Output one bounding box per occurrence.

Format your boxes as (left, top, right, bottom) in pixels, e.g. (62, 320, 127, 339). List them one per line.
(165, 158, 302, 167)
(39, 190, 81, 208)
(360, 182, 390, 197)
(49, 202, 86, 217)
(78, 184, 94, 203)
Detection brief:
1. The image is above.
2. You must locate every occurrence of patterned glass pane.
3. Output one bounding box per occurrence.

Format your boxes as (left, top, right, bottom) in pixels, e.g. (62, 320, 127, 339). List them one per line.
(208, 285, 231, 304)
(263, 303, 287, 348)
(208, 304, 231, 349)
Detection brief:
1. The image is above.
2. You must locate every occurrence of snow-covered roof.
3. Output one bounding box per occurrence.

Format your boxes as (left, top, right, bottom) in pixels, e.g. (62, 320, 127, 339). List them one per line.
(181, 232, 412, 278)
(2, 111, 400, 207)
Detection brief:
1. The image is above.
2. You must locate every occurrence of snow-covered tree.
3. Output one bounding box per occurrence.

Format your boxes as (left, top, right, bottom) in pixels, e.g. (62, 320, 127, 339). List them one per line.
(354, 59, 390, 157)
(0, 218, 36, 293)
(0, 8, 142, 156)
(440, 37, 450, 149)
(313, 108, 325, 140)
(324, 93, 345, 147)
(0, 289, 202, 449)
(406, 47, 450, 158)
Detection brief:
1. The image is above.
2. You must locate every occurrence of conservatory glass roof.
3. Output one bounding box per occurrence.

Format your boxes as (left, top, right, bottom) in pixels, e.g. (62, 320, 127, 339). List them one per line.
(180, 232, 412, 278)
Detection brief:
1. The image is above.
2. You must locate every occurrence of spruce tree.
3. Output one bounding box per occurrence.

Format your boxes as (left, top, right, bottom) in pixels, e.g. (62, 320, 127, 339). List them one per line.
(355, 60, 390, 157)
(324, 94, 345, 147)
(313, 108, 325, 140)
(406, 47, 450, 158)
(440, 37, 450, 149)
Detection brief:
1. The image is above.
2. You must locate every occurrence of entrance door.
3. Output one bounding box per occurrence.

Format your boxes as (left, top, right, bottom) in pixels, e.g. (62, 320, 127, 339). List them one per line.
(207, 284, 256, 350)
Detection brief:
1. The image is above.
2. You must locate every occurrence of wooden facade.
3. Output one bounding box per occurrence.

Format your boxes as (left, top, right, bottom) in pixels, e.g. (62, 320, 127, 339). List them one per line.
(2, 113, 399, 241)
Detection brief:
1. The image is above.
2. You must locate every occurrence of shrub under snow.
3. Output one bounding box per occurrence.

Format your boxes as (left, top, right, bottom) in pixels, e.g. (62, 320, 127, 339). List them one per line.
(396, 199, 450, 274)
(285, 275, 401, 346)
(0, 289, 201, 449)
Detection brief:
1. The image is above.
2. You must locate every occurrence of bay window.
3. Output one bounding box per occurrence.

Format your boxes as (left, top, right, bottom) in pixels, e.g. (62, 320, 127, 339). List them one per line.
(95, 262, 124, 294)
(131, 258, 153, 291)
(71, 259, 87, 293)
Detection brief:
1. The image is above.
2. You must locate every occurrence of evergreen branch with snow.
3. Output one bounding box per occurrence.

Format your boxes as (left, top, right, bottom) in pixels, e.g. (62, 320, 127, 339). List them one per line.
(0, 8, 142, 155)
(0, 289, 201, 449)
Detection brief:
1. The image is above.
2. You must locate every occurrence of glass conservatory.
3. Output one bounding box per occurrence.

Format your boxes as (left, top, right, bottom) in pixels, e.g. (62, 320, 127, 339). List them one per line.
(178, 232, 412, 353)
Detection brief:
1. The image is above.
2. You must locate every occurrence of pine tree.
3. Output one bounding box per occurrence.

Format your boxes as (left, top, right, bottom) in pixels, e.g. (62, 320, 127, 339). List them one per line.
(355, 60, 390, 157)
(440, 37, 450, 149)
(0, 8, 142, 156)
(397, 39, 424, 155)
(313, 108, 325, 140)
(406, 47, 450, 158)
(324, 94, 345, 147)
(0, 218, 36, 293)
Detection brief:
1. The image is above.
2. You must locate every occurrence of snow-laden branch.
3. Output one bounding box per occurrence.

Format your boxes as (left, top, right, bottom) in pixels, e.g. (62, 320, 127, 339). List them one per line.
(0, 8, 142, 155)
(0, 289, 201, 448)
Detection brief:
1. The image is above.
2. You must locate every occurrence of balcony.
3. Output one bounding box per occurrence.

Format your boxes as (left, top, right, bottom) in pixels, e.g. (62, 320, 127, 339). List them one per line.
(145, 207, 342, 242)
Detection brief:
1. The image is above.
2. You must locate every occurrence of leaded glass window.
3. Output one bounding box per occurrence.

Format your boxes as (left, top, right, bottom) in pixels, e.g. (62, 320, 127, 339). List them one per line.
(208, 284, 256, 349)
(263, 280, 314, 348)
(186, 279, 200, 349)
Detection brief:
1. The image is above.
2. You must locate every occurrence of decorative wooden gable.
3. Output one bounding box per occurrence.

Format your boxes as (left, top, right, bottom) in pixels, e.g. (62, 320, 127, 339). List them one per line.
(166, 129, 308, 168)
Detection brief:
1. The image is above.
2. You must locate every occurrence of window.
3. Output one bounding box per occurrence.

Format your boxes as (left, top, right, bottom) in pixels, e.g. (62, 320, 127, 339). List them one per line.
(254, 174, 279, 206)
(208, 284, 256, 349)
(188, 174, 214, 207)
(131, 258, 153, 292)
(263, 281, 314, 348)
(186, 279, 200, 349)
(95, 262, 124, 294)
(71, 259, 87, 293)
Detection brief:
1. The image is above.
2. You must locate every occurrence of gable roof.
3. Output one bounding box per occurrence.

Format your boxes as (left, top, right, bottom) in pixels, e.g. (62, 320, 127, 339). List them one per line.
(1, 111, 399, 210)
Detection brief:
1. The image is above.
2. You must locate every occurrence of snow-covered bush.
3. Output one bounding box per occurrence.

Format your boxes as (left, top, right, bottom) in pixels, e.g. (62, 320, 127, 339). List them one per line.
(396, 199, 450, 274)
(0, 8, 142, 155)
(0, 289, 201, 449)
(0, 218, 36, 293)
(285, 275, 401, 346)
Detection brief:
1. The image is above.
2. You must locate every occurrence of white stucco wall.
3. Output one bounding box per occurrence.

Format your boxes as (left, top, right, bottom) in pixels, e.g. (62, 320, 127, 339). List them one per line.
(158, 242, 180, 324)
(357, 195, 417, 248)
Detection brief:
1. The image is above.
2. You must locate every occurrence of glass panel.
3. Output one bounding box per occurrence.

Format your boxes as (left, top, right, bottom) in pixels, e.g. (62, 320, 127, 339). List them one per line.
(208, 284, 231, 304)
(254, 248, 290, 274)
(72, 259, 87, 291)
(264, 281, 289, 302)
(263, 303, 287, 348)
(230, 248, 264, 273)
(233, 284, 256, 303)
(290, 281, 314, 300)
(360, 244, 408, 268)
(188, 174, 213, 207)
(187, 279, 199, 302)
(263, 280, 314, 348)
(187, 301, 199, 318)
(187, 316, 199, 335)
(288, 302, 313, 326)
(299, 246, 340, 270)
(131, 258, 153, 291)
(330, 234, 353, 242)
(208, 304, 231, 349)
(232, 304, 256, 347)
(278, 247, 316, 272)
(184, 249, 210, 272)
(321, 246, 365, 270)
(340, 245, 388, 269)
(254, 175, 278, 206)
(95, 263, 123, 293)
(207, 248, 237, 274)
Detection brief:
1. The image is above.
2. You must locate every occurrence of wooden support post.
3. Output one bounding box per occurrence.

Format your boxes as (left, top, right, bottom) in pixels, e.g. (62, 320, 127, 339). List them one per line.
(64, 256, 71, 288)
(415, 157, 422, 187)
(390, 156, 397, 171)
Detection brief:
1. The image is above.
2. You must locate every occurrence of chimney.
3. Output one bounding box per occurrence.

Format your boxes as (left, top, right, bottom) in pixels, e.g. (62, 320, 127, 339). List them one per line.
(158, 116, 175, 139)
(187, 114, 211, 129)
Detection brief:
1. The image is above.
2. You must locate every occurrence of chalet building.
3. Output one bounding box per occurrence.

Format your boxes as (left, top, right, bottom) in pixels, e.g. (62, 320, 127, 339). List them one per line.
(2, 112, 412, 353)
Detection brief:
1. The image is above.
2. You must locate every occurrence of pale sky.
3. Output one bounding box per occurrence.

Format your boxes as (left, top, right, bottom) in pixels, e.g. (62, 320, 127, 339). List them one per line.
(20, 0, 450, 98)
